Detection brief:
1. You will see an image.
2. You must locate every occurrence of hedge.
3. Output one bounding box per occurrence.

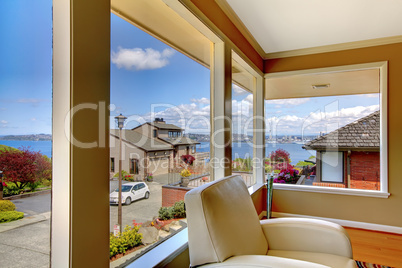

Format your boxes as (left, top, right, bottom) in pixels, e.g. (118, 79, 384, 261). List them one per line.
(0, 200, 16, 212)
(0, 211, 24, 223)
(110, 225, 142, 258)
(158, 200, 186, 220)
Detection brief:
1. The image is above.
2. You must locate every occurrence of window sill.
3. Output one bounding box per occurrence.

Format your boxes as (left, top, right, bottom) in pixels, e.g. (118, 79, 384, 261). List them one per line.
(126, 228, 188, 268)
(273, 183, 390, 198)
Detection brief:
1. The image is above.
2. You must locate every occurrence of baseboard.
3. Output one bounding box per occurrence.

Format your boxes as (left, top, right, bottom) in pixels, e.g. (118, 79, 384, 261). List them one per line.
(269, 211, 402, 235)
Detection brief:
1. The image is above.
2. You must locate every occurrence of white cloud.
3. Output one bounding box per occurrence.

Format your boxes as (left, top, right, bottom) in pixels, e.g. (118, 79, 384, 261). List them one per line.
(363, 93, 379, 98)
(31, 118, 37, 121)
(191, 97, 210, 104)
(267, 104, 380, 135)
(111, 47, 175, 71)
(233, 84, 248, 96)
(1, 120, 8, 124)
(266, 98, 310, 108)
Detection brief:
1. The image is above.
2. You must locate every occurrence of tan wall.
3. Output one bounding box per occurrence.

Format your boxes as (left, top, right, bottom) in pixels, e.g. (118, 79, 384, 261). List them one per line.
(157, 129, 169, 138)
(110, 135, 146, 179)
(265, 42, 402, 227)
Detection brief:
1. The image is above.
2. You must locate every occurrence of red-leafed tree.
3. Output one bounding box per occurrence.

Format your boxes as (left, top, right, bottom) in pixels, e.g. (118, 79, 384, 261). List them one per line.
(0, 147, 51, 190)
(269, 148, 292, 170)
(181, 154, 195, 165)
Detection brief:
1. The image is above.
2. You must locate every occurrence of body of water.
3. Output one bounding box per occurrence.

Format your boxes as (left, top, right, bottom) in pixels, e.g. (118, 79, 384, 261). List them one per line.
(0, 140, 52, 158)
(0, 140, 314, 165)
(197, 142, 314, 165)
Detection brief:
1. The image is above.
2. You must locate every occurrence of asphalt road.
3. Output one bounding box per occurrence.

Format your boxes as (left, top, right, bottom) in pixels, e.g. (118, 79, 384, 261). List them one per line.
(109, 180, 162, 232)
(0, 179, 164, 267)
(12, 193, 51, 216)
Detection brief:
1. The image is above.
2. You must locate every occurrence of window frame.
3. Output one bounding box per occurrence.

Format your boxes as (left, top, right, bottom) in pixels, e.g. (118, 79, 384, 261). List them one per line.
(264, 61, 389, 198)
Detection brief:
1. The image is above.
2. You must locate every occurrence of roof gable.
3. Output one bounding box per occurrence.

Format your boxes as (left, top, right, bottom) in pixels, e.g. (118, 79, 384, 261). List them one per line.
(110, 129, 173, 152)
(303, 111, 380, 150)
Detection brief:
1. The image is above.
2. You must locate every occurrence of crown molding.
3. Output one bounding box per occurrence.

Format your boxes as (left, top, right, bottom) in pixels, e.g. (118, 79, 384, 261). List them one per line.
(265, 35, 402, 59)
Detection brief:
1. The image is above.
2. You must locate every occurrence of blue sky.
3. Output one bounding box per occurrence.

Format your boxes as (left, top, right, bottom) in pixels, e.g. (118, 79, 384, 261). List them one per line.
(0, 3, 380, 137)
(0, 0, 52, 135)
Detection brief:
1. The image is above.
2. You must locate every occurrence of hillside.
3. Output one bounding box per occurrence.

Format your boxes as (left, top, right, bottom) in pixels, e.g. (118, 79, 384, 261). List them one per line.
(0, 134, 52, 141)
(0, 144, 18, 152)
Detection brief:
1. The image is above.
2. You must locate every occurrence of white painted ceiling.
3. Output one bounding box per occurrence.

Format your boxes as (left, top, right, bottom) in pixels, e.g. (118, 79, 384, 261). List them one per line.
(224, 0, 402, 55)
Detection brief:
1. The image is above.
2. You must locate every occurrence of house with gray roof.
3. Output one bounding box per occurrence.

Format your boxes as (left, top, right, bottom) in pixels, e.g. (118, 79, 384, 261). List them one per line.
(110, 118, 199, 180)
(303, 111, 380, 190)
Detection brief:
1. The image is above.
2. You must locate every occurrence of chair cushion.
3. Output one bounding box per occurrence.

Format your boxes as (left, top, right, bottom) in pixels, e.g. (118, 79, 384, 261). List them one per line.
(185, 176, 268, 267)
(268, 250, 357, 268)
(200, 255, 330, 268)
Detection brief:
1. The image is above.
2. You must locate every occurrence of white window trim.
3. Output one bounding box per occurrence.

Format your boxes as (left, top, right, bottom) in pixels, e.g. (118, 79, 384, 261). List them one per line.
(266, 61, 389, 198)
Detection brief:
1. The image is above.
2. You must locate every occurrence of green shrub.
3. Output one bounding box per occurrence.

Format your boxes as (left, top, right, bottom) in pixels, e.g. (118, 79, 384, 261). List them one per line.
(0, 211, 24, 223)
(158, 200, 186, 220)
(109, 225, 142, 258)
(0, 200, 16, 212)
(27, 181, 42, 192)
(113, 170, 129, 178)
(158, 206, 174, 220)
(173, 200, 186, 218)
(3, 184, 22, 197)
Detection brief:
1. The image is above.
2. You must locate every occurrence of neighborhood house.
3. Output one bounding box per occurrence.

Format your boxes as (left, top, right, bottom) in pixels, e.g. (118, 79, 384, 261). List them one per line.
(110, 118, 199, 179)
(303, 111, 380, 190)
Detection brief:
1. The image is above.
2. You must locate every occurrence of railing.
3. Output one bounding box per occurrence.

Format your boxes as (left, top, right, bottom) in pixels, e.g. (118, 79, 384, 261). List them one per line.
(232, 171, 254, 187)
(194, 152, 210, 159)
(167, 172, 210, 187)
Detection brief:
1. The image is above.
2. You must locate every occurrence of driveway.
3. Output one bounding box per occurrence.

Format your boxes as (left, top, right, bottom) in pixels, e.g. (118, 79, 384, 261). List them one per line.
(109, 179, 163, 232)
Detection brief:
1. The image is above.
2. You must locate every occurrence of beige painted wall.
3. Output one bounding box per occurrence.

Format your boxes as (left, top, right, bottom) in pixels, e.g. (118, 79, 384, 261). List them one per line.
(265, 42, 402, 228)
(110, 135, 146, 178)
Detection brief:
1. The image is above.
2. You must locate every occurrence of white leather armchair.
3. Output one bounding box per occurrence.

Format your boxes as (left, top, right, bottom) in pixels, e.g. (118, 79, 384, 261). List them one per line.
(184, 175, 357, 268)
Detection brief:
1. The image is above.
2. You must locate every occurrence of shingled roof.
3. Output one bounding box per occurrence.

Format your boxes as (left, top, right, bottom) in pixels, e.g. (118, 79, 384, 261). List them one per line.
(111, 129, 173, 152)
(303, 111, 380, 151)
(131, 122, 183, 131)
(159, 136, 200, 145)
(150, 122, 183, 130)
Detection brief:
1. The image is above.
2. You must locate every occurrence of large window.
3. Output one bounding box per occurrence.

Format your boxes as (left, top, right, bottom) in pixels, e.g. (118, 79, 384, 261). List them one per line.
(0, 1, 52, 267)
(109, 10, 211, 264)
(264, 62, 387, 196)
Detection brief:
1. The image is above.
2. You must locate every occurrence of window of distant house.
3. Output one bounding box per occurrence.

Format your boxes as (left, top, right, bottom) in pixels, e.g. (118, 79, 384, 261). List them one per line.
(320, 151, 343, 183)
(264, 62, 388, 196)
(111, 157, 115, 172)
(153, 129, 157, 138)
(130, 158, 139, 174)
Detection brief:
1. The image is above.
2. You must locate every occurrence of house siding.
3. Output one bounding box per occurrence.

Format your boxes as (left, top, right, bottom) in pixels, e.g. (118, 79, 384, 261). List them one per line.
(110, 135, 146, 180)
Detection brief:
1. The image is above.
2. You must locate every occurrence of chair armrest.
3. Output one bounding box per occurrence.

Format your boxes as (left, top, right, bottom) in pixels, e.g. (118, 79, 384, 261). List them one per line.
(260, 218, 353, 258)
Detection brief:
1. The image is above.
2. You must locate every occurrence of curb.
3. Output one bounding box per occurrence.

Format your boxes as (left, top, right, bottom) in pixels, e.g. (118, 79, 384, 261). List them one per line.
(4, 189, 51, 200)
(0, 211, 51, 233)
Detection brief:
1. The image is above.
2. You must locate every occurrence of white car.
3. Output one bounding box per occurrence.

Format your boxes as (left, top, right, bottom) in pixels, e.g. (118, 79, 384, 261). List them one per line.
(110, 182, 150, 205)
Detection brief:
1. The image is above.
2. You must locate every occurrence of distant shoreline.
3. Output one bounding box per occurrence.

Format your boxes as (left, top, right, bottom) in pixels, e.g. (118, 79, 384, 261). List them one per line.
(0, 134, 52, 141)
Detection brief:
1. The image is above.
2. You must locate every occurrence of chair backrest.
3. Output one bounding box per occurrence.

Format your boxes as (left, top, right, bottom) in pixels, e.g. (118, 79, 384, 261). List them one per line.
(185, 175, 268, 267)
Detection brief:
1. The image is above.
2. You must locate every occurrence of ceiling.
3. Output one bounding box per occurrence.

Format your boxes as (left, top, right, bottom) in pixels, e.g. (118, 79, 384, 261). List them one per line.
(218, 0, 402, 58)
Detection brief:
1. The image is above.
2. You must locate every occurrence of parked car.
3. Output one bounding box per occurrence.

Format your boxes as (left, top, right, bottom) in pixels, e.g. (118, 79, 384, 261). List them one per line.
(109, 182, 150, 205)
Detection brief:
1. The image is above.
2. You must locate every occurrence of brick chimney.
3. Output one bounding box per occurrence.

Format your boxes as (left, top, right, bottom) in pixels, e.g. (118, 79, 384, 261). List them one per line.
(154, 118, 165, 124)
